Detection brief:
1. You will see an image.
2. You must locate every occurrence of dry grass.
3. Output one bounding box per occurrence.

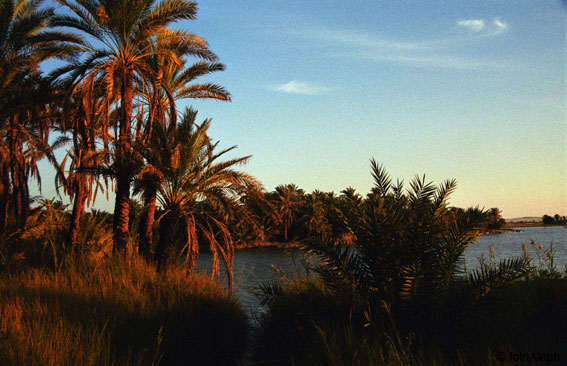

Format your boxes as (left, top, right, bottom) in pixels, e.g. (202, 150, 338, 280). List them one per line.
(0, 255, 249, 366)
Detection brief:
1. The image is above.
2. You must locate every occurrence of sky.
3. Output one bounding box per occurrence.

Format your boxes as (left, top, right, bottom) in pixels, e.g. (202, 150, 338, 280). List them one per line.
(36, 0, 566, 219)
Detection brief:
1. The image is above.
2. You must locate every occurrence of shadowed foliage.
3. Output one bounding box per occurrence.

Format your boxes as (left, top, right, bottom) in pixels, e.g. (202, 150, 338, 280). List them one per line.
(0, 0, 80, 231)
(254, 160, 537, 365)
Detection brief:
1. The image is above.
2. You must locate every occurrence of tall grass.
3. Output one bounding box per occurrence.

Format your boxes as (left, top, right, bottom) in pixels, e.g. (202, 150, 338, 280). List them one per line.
(0, 255, 249, 365)
(252, 273, 567, 365)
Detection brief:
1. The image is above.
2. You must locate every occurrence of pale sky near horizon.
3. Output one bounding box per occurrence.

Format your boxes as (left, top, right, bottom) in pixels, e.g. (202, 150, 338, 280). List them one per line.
(35, 0, 566, 219)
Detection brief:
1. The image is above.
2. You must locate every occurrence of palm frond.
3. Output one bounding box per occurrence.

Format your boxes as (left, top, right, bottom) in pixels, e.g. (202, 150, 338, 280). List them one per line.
(465, 256, 533, 303)
(370, 159, 391, 195)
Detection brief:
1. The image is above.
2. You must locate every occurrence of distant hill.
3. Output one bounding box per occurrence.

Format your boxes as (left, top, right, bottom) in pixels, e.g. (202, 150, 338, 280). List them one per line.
(506, 216, 542, 223)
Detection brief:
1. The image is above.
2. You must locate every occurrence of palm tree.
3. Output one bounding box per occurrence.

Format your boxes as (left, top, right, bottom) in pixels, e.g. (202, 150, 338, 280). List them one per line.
(134, 54, 230, 255)
(272, 184, 304, 241)
(485, 207, 505, 230)
(148, 109, 258, 289)
(1, 73, 62, 230)
(0, 0, 79, 100)
(306, 160, 532, 316)
(0, 0, 80, 230)
(338, 186, 362, 236)
(55, 78, 109, 247)
(301, 192, 331, 238)
(51, 0, 219, 252)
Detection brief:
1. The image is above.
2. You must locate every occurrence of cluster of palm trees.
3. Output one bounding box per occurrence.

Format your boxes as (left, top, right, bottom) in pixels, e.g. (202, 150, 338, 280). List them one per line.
(1, 0, 259, 278)
(248, 184, 358, 244)
(261, 162, 533, 354)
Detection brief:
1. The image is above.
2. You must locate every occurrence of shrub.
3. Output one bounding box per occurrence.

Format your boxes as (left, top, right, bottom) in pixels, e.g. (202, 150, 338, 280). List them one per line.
(253, 161, 549, 364)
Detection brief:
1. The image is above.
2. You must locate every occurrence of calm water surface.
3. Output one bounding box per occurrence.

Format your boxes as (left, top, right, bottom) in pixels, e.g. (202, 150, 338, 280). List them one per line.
(465, 226, 567, 269)
(197, 226, 567, 317)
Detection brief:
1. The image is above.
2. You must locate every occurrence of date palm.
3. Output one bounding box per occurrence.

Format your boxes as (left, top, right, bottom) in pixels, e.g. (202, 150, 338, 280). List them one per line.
(51, 0, 218, 252)
(134, 53, 230, 255)
(1, 73, 62, 230)
(0, 0, 80, 230)
(304, 160, 532, 320)
(55, 78, 109, 247)
(301, 191, 332, 238)
(0, 0, 79, 99)
(272, 184, 304, 241)
(151, 108, 258, 288)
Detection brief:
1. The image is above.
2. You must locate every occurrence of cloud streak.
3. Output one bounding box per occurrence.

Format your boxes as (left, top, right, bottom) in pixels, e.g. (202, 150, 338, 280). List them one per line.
(289, 18, 510, 70)
(457, 19, 486, 32)
(353, 53, 509, 70)
(302, 27, 431, 51)
(274, 80, 331, 95)
(457, 18, 508, 36)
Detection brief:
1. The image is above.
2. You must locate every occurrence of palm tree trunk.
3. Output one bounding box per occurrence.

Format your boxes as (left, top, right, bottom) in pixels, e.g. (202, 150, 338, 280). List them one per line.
(113, 69, 134, 253)
(154, 210, 175, 270)
(0, 164, 10, 232)
(113, 169, 131, 252)
(8, 123, 27, 230)
(138, 187, 157, 258)
(11, 155, 28, 230)
(67, 174, 87, 247)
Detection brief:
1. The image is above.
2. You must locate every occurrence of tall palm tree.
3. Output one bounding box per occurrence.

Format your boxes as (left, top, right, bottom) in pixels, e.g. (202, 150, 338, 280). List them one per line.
(55, 78, 109, 247)
(1, 73, 62, 230)
(273, 184, 304, 241)
(51, 0, 219, 252)
(0, 0, 80, 230)
(151, 109, 258, 288)
(301, 191, 331, 238)
(134, 54, 230, 255)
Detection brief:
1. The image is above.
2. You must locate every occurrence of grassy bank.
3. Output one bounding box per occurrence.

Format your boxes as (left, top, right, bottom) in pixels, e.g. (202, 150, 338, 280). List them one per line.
(251, 274, 567, 365)
(0, 256, 249, 366)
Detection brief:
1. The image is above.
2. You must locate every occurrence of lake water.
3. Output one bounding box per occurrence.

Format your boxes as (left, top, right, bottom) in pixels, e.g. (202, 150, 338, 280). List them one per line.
(196, 226, 567, 318)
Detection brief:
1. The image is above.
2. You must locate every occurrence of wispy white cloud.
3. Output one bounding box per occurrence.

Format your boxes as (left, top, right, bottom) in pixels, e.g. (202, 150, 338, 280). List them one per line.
(301, 27, 431, 51)
(493, 18, 508, 33)
(292, 18, 512, 70)
(353, 52, 509, 70)
(457, 18, 508, 36)
(274, 80, 331, 95)
(457, 19, 486, 32)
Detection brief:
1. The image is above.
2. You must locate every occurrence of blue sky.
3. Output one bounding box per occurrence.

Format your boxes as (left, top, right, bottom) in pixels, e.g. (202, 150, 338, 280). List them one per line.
(37, 0, 566, 218)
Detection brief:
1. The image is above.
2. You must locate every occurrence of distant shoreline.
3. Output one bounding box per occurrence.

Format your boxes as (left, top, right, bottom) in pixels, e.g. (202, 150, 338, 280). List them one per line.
(234, 223, 564, 249)
(481, 228, 523, 235)
(505, 222, 542, 228)
(503, 222, 567, 228)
